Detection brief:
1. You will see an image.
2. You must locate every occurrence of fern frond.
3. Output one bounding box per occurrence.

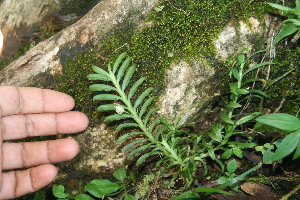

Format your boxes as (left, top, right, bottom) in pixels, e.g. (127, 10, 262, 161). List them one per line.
(87, 74, 111, 81)
(128, 77, 147, 100)
(93, 94, 120, 101)
(144, 107, 159, 127)
(116, 123, 139, 132)
(96, 104, 116, 111)
(134, 88, 154, 109)
(136, 150, 160, 165)
(128, 143, 153, 159)
(104, 114, 131, 122)
(89, 84, 116, 92)
(122, 139, 148, 153)
(91, 65, 110, 77)
(121, 64, 136, 91)
(113, 52, 127, 74)
(117, 132, 144, 144)
(117, 57, 132, 81)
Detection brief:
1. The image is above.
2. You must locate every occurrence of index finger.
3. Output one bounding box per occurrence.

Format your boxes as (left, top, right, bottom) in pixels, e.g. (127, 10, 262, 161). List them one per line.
(0, 86, 75, 116)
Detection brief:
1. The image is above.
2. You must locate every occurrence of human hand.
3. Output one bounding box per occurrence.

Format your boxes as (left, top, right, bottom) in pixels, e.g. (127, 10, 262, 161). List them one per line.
(0, 86, 89, 199)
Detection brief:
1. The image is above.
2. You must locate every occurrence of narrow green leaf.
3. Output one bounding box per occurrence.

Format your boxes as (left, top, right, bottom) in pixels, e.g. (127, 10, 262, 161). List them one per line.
(268, 3, 295, 12)
(149, 117, 160, 133)
(236, 112, 260, 125)
(248, 89, 267, 97)
(134, 88, 154, 108)
(89, 84, 115, 91)
(104, 114, 131, 122)
(93, 94, 120, 101)
(208, 132, 221, 142)
(114, 168, 126, 182)
(117, 132, 144, 144)
(231, 68, 240, 80)
(220, 114, 234, 124)
(52, 184, 71, 198)
(117, 57, 132, 81)
(244, 78, 266, 84)
(246, 50, 266, 62)
(271, 130, 300, 161)
(226, 101, 242, 109)
(85, 179, 121, 197)
(243, 62, 274, 76)
(96, 104, 116, 111)
(139, 96, 157, 118)
(128, 144, 152, 158)
(122, 139, 148, 153)
(74, 194, 95, 200)
(128, 77, 147, 100)
(292, 141, 300, 160)
(113, 52, 127, 74)
(144, 107, 159, 127)
(236, 88, 249, 95)
(285, 19, 300, 26)
(122, 65, 136, 91)
(256, 113, 300, 131)
(87, 74, 111, 81)
(92, 65, 110, 77)
(116, 123, 139, 132)
(136, 151, 159, 165)
(274, 23, 299, 44)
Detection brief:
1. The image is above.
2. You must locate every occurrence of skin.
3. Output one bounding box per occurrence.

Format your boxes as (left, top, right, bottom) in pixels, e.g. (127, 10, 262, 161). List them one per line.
(0, 30, 89, 199)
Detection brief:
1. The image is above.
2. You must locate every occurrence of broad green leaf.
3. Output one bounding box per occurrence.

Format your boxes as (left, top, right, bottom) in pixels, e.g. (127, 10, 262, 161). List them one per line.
(134, 88, 154, 108)
(114, 168, 126, 182)
(139, 96, 156, 118)
(220, 114, 234, 124)
(124, 193, 135, 200)
(74, 194, 95, 200)
(34, 189, 46, 200)
(292, 141, 300, 160)
(122, 65, 136, 91)
(263, 149, 274, 163)
(122, 139, 148, 153)
(92, 65, 110, 77)
(52, 184, 71, 199)
(236, 112, 260, 125)
(117, 57, 132, 81)
(128, 144, 152, 158)
(271, 130, 300, 161)
(208, 132, 221, 142)
(113, 52, 127, 74)
(87, 74, 111, 81)
(196, 187, 233, 195)
(117, 132, 144, 144)
(243, 62, 274, 76)
(104, 114, 131, 122)
(85, 179, 121, 197)
(128, 77, 147, 100)
(297, 0, 300, 14)
(226, 101, 242, 109)
(231, 68, 240, 80)
(248, 89, 267, 97)
(97, 104, 116, 111)
(222, 149, 233, 159)
(229, 83, 238, 93)
(116, 123, 139, 132)
(144, 107, 159, 126)
(236, 88, 249, 95)
(89, 84, 115, 91)
(274, 23, 299, 45)
(256, 113, 300, 131)
(217, 176, 228, 185)
(268, 3, 295, 12)
(93, 94, 120, 101)
(237, 53, 245, 64)
(227, 159, 237, 174)
(233, 148, 243, 158)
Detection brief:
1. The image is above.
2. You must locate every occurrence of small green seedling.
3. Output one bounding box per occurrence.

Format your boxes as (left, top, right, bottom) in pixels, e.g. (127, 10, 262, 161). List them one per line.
(217, 159, 239, 192)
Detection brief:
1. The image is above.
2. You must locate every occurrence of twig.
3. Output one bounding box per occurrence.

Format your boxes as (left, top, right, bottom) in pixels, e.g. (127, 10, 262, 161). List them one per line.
(274, 98, 286, 113)
(280, 183, 300, 200)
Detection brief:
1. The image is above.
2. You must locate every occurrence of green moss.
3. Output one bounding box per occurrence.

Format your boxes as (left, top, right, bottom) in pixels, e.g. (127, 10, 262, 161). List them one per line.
(53, 51, 106, 124)
(266, 46, 300, 115)
(100, 0, 271, 90)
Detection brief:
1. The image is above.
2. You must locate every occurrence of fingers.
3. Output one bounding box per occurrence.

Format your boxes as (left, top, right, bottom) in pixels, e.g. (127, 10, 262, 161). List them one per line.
(0, 30, 3, 56)
(2, 111, 89, 140)
(2, 138, 79, 170)
(0, 164, 58, 199)
(0, 87, 75, 116)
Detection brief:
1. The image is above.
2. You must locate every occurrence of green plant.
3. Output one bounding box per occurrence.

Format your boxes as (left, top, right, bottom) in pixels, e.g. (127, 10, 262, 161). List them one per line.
(268, 0, 300, 44)
(88, 52, 200, 188)
(255, 113, 300, 163)
(52, 168, 134, 200)
(217, 159, 239, 192)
